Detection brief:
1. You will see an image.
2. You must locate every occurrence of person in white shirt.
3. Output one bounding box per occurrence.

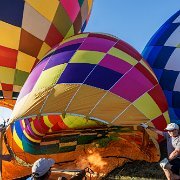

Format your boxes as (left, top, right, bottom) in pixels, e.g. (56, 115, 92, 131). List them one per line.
(141, 123, 180, 180)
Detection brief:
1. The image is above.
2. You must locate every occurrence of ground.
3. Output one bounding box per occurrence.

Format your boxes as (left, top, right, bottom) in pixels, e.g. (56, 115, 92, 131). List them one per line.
(103, 141, 167, 180)
(103, 160, 166, 180)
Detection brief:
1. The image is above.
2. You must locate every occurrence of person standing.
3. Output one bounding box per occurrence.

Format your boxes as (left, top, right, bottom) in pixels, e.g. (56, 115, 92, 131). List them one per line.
(140, 123, 180, 180)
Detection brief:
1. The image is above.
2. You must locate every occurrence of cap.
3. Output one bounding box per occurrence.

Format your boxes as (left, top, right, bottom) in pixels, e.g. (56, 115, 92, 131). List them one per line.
(165, 123, 179, 131)
(32, 158, 55, 177)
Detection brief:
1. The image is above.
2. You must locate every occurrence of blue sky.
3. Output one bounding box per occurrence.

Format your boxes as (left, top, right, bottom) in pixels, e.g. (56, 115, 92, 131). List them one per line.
(0, 107, 12, 124)
(86, 0, 180, 52)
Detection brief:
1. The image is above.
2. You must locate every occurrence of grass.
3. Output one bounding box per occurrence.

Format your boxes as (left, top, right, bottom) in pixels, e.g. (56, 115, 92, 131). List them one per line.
(102, 141, 167, 180)
(102, 160, 166, 180)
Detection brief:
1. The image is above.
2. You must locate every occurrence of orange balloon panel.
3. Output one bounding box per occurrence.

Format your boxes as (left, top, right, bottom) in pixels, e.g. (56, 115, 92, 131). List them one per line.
(0, 99, 15, 109)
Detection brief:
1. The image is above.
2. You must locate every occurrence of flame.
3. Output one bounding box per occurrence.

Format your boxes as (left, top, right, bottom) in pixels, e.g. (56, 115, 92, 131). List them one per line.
(77, 151, 107, 171)
(88, 152, 107, 169)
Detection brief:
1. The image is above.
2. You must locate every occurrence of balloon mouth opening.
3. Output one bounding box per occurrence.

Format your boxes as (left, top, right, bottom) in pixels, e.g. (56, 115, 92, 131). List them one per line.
(7, 113, 152, 156)
(6, 123, 160, 167)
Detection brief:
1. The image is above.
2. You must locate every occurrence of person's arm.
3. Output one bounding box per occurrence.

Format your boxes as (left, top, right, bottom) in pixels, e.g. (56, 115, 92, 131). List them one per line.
(140, 123, 164, 136)
(168, 148, 180, 161)
(70, 170, 86, 180)
(169, 140, 180, 160)
(147, 126, 164, 136)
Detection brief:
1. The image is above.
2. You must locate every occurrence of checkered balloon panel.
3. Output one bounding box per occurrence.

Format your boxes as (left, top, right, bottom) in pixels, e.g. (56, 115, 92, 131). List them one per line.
(0, 0, 93, 100)
(142, 10, 180, 123)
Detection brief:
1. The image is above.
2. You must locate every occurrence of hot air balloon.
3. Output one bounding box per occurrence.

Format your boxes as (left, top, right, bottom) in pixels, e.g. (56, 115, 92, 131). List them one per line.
(8, 32, 169, 153)
(142, 10, 180, 124)
(4, 33, 169, 179)
(0, 0, 93, 108)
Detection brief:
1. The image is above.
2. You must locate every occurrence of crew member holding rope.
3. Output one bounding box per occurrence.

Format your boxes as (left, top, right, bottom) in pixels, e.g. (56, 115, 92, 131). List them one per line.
(140, 123, 180, 180)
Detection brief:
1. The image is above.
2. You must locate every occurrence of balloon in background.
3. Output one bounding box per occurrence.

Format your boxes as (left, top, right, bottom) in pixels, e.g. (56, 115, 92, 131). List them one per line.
(0, 0, 93, 107)
(142, 10, 180, 124)
(9, 33, 169, 156)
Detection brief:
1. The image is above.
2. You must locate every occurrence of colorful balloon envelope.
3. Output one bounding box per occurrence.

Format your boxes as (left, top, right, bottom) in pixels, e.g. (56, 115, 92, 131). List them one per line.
(0, 0, 93, 107)
(142, 10, 180, 124)
(8, 33, 170, 155)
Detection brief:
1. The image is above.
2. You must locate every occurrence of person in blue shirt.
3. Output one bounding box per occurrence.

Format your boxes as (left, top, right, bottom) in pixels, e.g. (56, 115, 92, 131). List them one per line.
(141, 123, 180, 180)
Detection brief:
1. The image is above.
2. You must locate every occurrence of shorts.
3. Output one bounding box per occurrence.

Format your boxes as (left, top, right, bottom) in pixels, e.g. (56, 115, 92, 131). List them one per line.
(169, 158, 180, 175)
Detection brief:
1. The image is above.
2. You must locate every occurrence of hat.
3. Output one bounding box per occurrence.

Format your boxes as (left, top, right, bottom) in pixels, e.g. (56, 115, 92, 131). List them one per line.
(32, 158, 55, 177)
(165, 123, 179, 131)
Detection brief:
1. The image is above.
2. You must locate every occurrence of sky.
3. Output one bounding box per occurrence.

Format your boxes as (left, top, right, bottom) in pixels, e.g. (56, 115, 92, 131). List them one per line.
(0, 107, 12, 124)
(0, 0, 179, 123)
(85, 0, 180, 52)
